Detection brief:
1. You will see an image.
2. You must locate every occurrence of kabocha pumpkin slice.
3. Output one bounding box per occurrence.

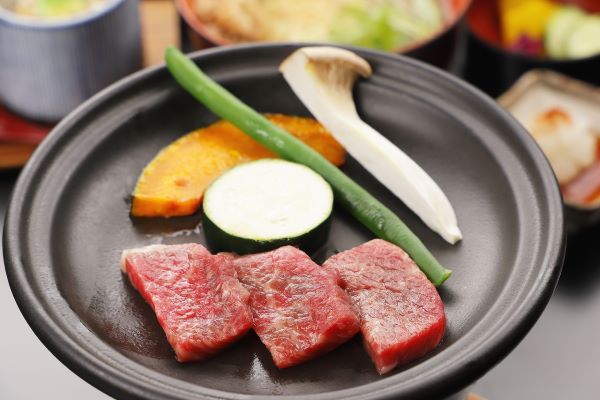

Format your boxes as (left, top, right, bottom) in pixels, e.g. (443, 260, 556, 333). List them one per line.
(266, 114, 346, 166)
(131, 114, 346, 217)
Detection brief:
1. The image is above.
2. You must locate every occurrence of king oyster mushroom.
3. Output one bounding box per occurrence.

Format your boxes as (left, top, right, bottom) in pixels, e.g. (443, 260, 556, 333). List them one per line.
(280, 47, 462, 244)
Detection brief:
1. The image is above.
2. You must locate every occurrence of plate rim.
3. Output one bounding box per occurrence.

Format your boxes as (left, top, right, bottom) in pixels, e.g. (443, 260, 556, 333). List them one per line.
(3, 42, 565, 400)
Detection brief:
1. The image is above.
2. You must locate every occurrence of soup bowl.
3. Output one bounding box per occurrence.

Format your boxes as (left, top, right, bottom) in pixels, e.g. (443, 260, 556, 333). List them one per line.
(0, 0, 141, 123)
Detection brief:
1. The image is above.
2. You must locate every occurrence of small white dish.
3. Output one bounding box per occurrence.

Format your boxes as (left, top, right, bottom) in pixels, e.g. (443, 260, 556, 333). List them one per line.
(499, 70, 600, 232)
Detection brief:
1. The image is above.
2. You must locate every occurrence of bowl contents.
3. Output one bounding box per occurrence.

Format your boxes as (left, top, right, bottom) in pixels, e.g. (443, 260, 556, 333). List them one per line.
(516, 107, 600, 205)
(190, 0, 446, 51)
(499, 70, 600, 206)
(528, 107, 596, 184)
(232, 246, 361, 369)
(499, 0, 600, 58)
(131, 115, 345, 218)
(0, 0, 110, 19)
(121, 244, 254, 362)
(281, 46, 462, 244)
(323, 239, 445, 375)
(203, 159, 334, 255)
(165, 46, 453, 285)
(562, 158, 600, 205)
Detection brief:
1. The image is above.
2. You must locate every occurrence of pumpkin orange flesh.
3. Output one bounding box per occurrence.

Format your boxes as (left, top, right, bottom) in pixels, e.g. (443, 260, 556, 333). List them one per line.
(131, 114, 346, 217)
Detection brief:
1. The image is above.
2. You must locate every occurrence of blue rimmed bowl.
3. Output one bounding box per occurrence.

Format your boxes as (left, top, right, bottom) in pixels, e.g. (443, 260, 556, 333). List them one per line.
(0, 0, 141, 123)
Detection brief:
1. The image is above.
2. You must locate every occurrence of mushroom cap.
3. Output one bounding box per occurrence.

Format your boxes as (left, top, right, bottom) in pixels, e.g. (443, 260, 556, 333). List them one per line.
(280, 46, 372, 78)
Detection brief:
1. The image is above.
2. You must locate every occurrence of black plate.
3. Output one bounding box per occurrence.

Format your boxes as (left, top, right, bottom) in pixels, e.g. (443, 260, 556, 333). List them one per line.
(3, 44, 564, 400)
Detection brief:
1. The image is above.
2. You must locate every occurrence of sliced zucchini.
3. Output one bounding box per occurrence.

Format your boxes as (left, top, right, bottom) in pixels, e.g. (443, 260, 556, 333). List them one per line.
(565, 16, 600, 59)
(202, 159, 333, 254)
(545, 6, 585, 59)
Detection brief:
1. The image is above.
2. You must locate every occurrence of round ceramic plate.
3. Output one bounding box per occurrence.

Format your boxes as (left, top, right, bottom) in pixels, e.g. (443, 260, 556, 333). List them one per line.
(3, 44, 564, 400)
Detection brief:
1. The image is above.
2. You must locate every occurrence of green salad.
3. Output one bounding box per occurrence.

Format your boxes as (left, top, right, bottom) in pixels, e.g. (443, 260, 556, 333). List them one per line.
(330, 0, 444, 51)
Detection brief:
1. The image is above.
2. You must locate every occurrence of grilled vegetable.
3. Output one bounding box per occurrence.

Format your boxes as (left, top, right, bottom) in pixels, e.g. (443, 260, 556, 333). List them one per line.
(203, 159, 333, 254)
(280, 46, 462, 244)
(165, 47, 452, 286)
(131, 115, 345, 217)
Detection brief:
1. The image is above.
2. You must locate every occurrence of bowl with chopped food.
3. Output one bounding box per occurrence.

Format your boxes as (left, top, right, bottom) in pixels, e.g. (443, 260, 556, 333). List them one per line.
(465, 0, 600, 96)
(176, 0, 472, 68)
(0, 0, 141, 122)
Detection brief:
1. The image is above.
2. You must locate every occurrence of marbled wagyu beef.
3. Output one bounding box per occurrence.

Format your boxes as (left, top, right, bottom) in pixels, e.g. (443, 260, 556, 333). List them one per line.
(121, 243, 253, 362)
(323, 239, 446, 374)
(231, 246, 360, 368)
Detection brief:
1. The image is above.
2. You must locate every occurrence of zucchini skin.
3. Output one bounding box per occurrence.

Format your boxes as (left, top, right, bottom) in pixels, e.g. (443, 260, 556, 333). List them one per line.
(165, 47, 451, 286)
(203, 213, 332, 255)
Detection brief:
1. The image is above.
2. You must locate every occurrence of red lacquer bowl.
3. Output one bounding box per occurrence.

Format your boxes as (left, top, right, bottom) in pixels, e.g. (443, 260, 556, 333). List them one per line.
(465, 0, 600, 95)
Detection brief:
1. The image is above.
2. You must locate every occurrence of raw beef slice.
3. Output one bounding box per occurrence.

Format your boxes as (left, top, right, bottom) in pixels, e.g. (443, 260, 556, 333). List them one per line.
(121, 243, 253, 362)
(231, 246, 360, 368)
(323, 239, 446, 374)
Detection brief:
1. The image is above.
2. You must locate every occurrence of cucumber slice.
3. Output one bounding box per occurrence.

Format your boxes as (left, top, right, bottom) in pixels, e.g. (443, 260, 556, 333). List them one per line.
(545, 6, 585, 59)
(565, 16, 600, 59)
(203, 159, 333, 254)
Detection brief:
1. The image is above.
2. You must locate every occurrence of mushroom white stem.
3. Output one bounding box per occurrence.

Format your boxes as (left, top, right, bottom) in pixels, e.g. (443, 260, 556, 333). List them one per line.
(280, 47, 462, 244)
